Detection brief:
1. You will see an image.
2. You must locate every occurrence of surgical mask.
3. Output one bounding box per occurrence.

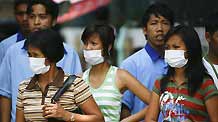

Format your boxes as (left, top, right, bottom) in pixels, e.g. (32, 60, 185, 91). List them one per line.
(29, 57, 50, 74)
(83, 50, 104, 65)
(164, 50, 188, 68)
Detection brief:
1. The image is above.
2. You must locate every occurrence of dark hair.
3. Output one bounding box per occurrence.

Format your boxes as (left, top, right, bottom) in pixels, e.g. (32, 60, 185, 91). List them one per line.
(25, 29, 64, 63)
(81, 23, 115, 58)
(161, 25, 206, 96)
(27, 0, 59, 20)
(205, 12, 218, 35)
(14, 0, 29, 10)
(141, 3, 174, 27)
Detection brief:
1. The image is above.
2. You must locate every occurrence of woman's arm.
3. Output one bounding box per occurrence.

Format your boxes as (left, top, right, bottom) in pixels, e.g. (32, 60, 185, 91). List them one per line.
(43, 96, 104, 122)
(116, 69, 151, 104)
(205, 96, 218, 122)
(16, 108, 25, 122)
(116, 69, 151, 121)
(145, 92, 160, 122)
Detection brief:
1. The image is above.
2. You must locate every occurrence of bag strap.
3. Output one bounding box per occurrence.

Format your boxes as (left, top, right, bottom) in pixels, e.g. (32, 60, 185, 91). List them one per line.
(205, 56, 218, 79)
(51, 75, 77, 103)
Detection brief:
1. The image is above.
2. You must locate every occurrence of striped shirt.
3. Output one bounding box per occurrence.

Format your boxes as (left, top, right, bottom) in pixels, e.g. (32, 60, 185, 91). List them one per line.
(153, 76, 218, 122)
(83, 66, 122, 122)
(16, 68, 91, 121)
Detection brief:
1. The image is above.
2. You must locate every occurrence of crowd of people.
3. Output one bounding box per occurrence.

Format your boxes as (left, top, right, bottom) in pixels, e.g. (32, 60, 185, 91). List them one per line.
(0, 0, 217, 122)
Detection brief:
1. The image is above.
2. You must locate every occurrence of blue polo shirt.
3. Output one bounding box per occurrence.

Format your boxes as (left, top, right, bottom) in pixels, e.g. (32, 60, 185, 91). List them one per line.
(120, 43, 168, 121)
(0, 32, 24, 65)
(0, 40, 82, 122)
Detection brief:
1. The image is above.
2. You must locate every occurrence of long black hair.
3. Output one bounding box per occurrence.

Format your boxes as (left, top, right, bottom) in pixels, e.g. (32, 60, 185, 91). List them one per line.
(161, 25, 206, 96)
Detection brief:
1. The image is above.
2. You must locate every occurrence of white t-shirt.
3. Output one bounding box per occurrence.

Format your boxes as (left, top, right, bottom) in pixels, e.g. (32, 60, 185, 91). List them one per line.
(203, 57, 218, 89)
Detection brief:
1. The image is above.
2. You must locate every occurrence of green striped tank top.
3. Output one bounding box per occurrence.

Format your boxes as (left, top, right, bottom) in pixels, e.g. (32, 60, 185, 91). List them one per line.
(83, 66, 122, 122)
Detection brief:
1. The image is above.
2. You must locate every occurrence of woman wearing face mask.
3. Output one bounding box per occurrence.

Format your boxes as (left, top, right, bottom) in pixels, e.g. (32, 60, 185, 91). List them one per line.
(16, 29, 104, 122)
(145, 25, 218, 122)
(81, 24, 151, 122)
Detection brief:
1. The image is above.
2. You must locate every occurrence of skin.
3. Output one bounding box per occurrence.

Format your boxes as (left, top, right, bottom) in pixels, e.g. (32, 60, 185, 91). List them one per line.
(205, 31, 218, 64)
(120, 14, 171, 121)
(28, 4, 55, 32)
(0, 3, 29, 122)
(145, 34, 218, 122)
(16, 45, 104, 122)
(14, 3, 29, 36)
(143, 14, 171, 54)
(83, 33, 151, 122)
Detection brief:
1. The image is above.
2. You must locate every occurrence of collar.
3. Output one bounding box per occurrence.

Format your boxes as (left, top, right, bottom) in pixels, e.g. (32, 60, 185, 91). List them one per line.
(144, 43, 162, 62)
(169, 77, 188, 86)
(16, 32, 25, 42)
(26, 67, 65, 90)
(22, 40, 68, 54)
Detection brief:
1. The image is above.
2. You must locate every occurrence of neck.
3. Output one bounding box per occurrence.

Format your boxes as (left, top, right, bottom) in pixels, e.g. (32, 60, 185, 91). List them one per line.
(91, 61, 110, 74)
(174, 67, 186, 84)
(148, 42, 164, 56)
(207, 50, 218, 65)
(38, 64, 58, 85)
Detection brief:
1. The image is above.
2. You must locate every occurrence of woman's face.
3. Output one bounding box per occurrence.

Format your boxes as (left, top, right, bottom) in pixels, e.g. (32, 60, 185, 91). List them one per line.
(165, 34, 187, 51)
(83, 34, 103, 50)
(27, 45, 45, 58)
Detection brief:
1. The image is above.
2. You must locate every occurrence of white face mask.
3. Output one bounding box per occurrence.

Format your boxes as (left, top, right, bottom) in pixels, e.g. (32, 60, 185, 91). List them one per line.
(83, 50, 104, 65)
(29, 57, 50, 74)
(164, 50, 188, 68)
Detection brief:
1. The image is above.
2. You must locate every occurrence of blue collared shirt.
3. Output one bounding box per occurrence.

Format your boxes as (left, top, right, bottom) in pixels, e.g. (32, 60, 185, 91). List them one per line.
(120, 42, 168, 121)
(0, 40, 82, 122)
(0, 32, 24, 65)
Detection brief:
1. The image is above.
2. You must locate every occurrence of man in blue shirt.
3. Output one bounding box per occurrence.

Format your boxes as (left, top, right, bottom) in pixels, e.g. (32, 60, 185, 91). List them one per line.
(0, 0, 82, 122)
(120, 3, 174, 121)
(0, 0, 29, 65)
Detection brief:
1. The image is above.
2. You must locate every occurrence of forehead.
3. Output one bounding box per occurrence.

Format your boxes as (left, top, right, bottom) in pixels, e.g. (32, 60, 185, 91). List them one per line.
(15, 3, 27, 11)
(31, 4, 47, 14)
(166, 34, 184, 44)
(28, 45, 42, 53)
(86, 33, 101, 42)
(148, 14, 169, 21)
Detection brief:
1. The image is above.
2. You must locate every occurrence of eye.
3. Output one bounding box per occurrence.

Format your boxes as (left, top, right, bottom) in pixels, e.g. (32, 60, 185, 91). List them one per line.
(164, 45, 169, 50)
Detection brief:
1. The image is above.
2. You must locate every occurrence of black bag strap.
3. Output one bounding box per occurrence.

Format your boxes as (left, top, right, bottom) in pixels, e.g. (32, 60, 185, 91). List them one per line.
(51, 75, 77, 103)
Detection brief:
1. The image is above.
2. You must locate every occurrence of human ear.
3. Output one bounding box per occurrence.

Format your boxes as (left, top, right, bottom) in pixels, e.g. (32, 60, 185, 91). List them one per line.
(205, 32, 211, 43)
(143, 27, 147, 35)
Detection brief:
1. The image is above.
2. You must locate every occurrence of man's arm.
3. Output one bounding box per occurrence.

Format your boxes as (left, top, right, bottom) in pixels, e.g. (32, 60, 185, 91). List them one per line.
(0, 96, 11, 122)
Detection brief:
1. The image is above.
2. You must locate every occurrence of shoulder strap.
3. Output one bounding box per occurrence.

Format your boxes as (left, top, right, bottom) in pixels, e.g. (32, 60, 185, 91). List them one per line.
(51, 75, 77, 103)
(205, 56, 218, 79)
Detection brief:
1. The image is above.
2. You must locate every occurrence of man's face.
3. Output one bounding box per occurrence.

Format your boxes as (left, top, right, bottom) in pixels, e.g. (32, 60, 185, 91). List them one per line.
(208, 31, 218, 57)
(28, 4, 55, 32)
(143, 14, 171, 50)
(15, 3, 29, 34)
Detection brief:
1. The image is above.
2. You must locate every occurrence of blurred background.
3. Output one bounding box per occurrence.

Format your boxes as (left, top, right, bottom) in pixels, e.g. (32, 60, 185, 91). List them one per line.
(1, 0, 218, 68)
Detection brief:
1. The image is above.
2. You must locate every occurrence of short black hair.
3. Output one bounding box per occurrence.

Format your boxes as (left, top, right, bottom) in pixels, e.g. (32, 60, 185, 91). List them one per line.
(162, 25, 206, 96)
(205, 12, 218, 35)
(25, 29, 64, 63)
(81, 23, 115, 57)
(27, 0, 59, 20)
(141, 3, 174, 27)
(14, 0, 29, 11)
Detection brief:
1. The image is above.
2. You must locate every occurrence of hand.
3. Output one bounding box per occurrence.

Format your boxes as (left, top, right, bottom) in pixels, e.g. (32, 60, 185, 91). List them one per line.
(42, 102, 69, 121)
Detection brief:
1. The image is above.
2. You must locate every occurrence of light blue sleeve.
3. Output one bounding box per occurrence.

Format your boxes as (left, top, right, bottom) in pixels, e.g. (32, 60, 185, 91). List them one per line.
(120, 58, 137, 110)
(71, 49, 82, 74)
(59, 44, 82, 75)
(0, 49, 12, 98)
(0, 42, 5, 65)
